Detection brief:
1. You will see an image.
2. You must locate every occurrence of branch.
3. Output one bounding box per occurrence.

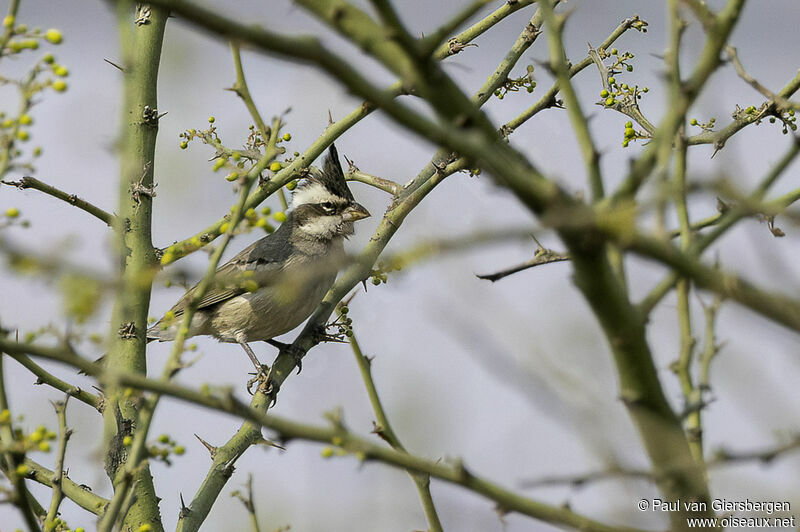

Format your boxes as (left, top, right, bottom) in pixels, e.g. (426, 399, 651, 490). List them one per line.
(624, 231, 800, 333)
(477, 246, 569, 282)
(522, 433, 800, 490)
(11, 354, 100, 410)
(43, 397, 72, 532)
(615, 0, 746, 199)
(344, 166, 401, 196)
(1, 176, 115, 226)
(538, 1, 604, 200)
(100, 4, 169, 531)
(24, 458, 109, 516)
(418, 0, 495, 56)
(346, 319, 442, 532)
(639, 137, 800, 315)
(0, 338, 646, 532)
(230, 474, 261, 532)
(0, 354, 44, 529)
(726, 45, 800, 111)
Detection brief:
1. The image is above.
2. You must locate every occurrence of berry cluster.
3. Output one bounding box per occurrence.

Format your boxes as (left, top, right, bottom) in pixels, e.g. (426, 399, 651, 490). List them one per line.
(493, 64, 537, 99)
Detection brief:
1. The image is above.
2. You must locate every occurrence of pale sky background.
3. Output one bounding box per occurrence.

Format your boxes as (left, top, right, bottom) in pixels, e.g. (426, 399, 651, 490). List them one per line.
(1, 1, 800, 531)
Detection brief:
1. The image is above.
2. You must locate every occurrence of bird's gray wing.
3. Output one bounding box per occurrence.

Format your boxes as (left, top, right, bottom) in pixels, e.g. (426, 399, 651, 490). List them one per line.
(167, 231, 293, 317)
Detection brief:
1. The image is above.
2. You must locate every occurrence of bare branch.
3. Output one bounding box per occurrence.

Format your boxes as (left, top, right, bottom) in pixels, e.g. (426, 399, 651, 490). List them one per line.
(1, 176, 115, 226)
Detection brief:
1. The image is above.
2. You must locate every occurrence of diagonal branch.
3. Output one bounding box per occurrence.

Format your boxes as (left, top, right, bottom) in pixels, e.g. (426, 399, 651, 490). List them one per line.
(1, 176, 115, 226)
(346, 320, 442, 532)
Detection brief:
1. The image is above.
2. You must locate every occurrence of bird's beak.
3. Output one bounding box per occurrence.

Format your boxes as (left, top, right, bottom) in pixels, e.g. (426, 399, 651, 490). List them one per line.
(342, 202, 371, 221)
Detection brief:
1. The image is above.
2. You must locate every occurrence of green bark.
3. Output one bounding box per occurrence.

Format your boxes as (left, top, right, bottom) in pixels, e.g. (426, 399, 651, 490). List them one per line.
(102, 3, 169, 531)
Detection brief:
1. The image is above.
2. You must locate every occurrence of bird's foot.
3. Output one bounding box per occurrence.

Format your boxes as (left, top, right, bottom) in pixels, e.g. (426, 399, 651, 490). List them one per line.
(315, 322, 349, 344)
(246, 364, 278, 397)
(266, 339, 306, 374)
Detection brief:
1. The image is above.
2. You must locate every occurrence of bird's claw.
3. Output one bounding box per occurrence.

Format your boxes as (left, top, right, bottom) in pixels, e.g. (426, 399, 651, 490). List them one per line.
(246, 364, 277, 396)
(315, 322, 348, 344)
(266, 339, 305, 374)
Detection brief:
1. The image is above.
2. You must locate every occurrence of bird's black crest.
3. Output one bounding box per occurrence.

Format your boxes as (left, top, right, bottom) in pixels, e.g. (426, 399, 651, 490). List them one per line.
(317, 144, 354, 200)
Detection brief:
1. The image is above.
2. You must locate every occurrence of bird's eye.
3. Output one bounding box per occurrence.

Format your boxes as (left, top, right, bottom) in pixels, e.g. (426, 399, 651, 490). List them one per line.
(320, 202, 335, 213)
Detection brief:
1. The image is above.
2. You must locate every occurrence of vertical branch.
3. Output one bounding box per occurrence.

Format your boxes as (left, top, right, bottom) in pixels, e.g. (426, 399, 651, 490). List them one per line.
(101, 3, 168, 531)
(672, 133, 704, 464)
(0, 354, 43, 530)
(345, 315, 443, 532)
(538, 1, 603, 200)
(699, 298, 722, 391)
(665, 0, 705, 467)
(231, 474, 262, 532)
(43, 397, 72, 532)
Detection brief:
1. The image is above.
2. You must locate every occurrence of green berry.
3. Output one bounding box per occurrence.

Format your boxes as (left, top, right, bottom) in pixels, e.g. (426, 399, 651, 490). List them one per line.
(626, 64, 633, 72)
(44, 29, 63, 44)
(18, 114, 32, 125)
(16, 130, 29, 141)
(158, 434, 170, 444)
(5, 207, 20, 218)
(180, 141, 188, 149)
(600, 89, 609, 98)
(269, 161, 282, 172)
(282, 132, 292, 141)
(52, 79, 67, 92)
(690, 118, 698, 126)
(321, 447, 334, 458)
(53, 65, 68, 77)
(174, 445, 185, 455)
(625, 121, 632, 128)
(273, 211, 287, 223)
(43, 53, 55, 63)
(608, 77, 615, 85)
(208, 116, 215, 123)
(605, 97, 615, 106)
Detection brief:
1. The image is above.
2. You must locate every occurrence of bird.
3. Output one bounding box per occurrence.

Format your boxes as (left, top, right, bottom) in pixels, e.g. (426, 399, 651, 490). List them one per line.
(146, 144, 370, 379)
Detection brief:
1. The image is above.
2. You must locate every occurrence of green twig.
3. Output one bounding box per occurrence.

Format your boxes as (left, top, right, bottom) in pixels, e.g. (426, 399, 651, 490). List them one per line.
(11, 354, 100, 410)
(43, 397, 72, 532)
(0, 354, 43, 530)
(1, 176, 115, 226)
(345, 320, 443, 532)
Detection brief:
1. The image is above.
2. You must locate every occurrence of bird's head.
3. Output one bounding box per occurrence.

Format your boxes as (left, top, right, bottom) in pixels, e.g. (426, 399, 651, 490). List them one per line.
(290, 144, 370, 240)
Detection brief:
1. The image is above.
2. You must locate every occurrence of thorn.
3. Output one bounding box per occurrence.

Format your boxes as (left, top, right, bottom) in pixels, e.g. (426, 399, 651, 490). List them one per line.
(194, 433, 217, 460)
(179, 492, 191, 518)
(103, 58, 125, 72)
(327, 109, 334, 126)
(343, 154, 358, 173)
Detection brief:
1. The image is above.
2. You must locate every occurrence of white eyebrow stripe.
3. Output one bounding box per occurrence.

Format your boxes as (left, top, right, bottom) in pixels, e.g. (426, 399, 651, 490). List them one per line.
(291, 181, 339, 207)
